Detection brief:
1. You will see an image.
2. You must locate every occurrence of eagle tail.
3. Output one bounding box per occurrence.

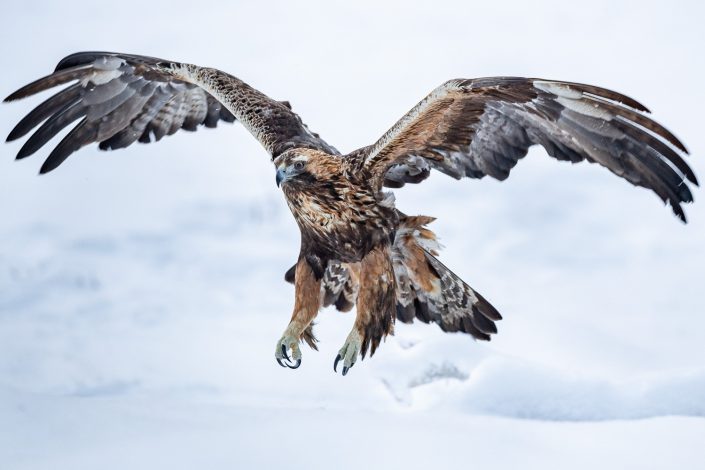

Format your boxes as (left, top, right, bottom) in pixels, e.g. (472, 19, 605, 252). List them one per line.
(393, 215, 502, 341)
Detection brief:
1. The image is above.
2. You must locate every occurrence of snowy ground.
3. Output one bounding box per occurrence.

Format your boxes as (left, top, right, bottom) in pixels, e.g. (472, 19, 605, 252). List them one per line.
(1, 1, 704, 469)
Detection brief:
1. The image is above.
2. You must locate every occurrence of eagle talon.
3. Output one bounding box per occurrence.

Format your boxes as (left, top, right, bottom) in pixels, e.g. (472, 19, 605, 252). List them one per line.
(334, 329, 362, 375)
(275, 334, 302, 369)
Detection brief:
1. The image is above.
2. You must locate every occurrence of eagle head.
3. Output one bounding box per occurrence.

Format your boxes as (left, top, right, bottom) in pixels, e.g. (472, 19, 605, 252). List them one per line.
(273, 149, 337, 188)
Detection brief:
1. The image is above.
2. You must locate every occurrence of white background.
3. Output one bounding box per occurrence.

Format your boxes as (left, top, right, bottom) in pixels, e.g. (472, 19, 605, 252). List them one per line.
(1, 1, 704, 468)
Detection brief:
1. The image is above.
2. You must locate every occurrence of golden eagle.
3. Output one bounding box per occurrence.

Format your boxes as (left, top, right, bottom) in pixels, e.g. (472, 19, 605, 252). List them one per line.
(5, 52, 696, 375)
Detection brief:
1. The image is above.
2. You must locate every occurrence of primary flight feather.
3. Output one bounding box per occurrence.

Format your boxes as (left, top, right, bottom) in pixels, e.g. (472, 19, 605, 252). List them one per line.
(5, 52, 696, 374)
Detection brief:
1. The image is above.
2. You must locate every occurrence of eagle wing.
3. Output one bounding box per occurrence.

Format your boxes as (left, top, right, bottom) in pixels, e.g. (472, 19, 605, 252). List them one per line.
(5, 51, 337, 173)
(358, 77, 696, 221)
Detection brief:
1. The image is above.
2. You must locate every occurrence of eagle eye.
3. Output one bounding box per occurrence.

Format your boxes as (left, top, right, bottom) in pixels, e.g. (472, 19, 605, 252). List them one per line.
(294, 161, 305, 171)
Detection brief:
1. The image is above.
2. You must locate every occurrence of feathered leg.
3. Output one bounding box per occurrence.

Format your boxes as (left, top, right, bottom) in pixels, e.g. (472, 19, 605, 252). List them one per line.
(334, 244, 396, 375)
(275, 257, 321, 369)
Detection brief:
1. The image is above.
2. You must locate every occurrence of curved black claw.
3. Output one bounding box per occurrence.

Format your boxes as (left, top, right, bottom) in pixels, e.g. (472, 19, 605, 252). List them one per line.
(277, 344, 301, 369)
(342, 366, 349, 376)
(334, 354, 342, 373)
(277, 356, 301, 369)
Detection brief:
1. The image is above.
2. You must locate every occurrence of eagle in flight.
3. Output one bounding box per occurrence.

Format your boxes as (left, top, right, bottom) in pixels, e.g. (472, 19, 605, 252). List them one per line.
(5, 52, 697, 375)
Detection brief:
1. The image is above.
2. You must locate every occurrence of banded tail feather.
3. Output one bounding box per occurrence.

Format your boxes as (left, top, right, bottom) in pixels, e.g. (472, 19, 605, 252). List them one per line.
(392, 215, 501, 341)
(422, 251, 501, 340)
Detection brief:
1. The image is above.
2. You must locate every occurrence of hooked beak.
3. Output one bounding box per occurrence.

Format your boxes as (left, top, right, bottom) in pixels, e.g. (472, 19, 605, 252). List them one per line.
(276, 168, 286, 187)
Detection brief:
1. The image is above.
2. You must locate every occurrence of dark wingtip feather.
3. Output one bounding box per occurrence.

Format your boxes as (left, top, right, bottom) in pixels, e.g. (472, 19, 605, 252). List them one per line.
(40, 145, 75, 174)
(39, 154, 62, 174)
(687, 173, 699, 187)
(38, 160, 56, 174)
(610, 119, 697, 188)
(673, 204, 687, 224)
(4, 65, 92, 102)
(4, 86, 33, 102)
(6, 130, 20, 142)
(683, 171, 697, 187)
(16, 150, 30, 160)
(5, 91, 24, 102)
(7, 120, 33, 142)
(37, 117, 91, 174)
(571, 81, 650, 113)
(622, 111, 688, 154)
(16, 139, 39, 159)
(587, 97, 690, 154)
(664, 134, 689, 155)
(7, 85, 82, 143)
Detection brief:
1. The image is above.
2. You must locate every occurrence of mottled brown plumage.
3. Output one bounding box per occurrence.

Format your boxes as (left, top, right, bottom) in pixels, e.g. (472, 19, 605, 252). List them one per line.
(5, 52, 697, 375)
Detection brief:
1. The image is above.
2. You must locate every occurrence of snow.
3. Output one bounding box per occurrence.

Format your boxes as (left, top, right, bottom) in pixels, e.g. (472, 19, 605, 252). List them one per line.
(1, 1, 705, 468)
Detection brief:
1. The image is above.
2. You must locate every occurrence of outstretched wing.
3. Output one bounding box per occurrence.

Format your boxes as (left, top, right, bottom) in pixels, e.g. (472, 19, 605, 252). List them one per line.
(358, 77, 696, 221)
(5, 51, 337, 173)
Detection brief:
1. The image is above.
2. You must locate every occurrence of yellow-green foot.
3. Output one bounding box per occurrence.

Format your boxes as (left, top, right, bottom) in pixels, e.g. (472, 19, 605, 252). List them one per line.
(333, 329, 362, 376)
(275, 332, 301, 369)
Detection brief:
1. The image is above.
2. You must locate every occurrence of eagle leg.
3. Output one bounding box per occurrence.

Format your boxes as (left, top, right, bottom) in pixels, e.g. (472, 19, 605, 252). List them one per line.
(333, 244, 396, 376)
(274, 257, 322, 369)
